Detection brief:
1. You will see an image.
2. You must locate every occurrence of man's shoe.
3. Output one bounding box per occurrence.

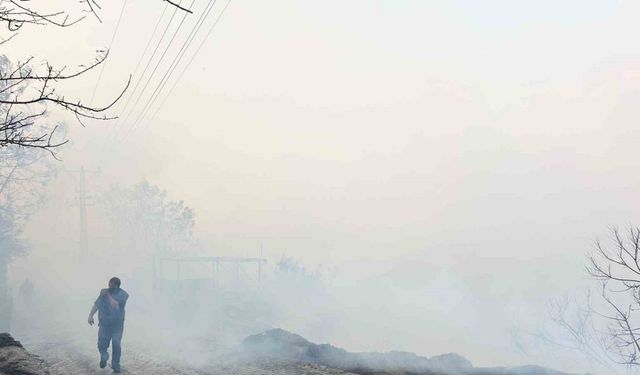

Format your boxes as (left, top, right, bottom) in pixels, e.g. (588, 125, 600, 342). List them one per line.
(112, 364, 121, 373)
(99, 353, 109, 368)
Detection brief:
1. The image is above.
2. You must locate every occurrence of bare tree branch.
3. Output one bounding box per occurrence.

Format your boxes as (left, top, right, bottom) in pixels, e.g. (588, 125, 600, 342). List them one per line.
(587, 227, 640, 366)
(0, 0, 105, 33)
(0, 53, 131, 152)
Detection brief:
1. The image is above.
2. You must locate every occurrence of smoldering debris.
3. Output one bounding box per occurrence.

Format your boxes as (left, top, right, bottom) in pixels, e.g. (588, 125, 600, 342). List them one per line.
(241, 329, 586, 375)
(242, 328, 463, 374)
(0, 333, 49, 375)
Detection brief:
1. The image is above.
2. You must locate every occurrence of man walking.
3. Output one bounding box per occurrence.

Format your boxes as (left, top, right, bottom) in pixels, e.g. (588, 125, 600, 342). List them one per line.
(88, 277, 129, 373)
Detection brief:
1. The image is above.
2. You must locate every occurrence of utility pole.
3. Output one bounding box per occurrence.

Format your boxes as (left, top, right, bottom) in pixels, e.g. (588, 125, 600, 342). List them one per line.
(78, 167, 89, 258)
(69, 166, 100, 259)
(258, 243, 263, 283)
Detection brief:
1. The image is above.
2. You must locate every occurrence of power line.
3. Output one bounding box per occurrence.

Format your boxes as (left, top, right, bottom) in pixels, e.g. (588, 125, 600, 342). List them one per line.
(131, 0, 218, 132)
(117, 2, 181, 134)
(135, 0, 217, 128)
(116, 0, 186, 137)
(122, 0, 196, 139)
(112, 2, 169, 120)
(147, 0, 233, 127)
(165, 0, 194, 13)
(89, 0, 128, 106)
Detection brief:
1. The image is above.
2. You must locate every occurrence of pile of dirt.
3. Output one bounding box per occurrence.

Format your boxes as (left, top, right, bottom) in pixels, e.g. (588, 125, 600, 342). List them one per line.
(242, 329, 584, 375)
(427, 353, 473, 373)
(242, 329, 468, 374)
(0, 333, 49, 375)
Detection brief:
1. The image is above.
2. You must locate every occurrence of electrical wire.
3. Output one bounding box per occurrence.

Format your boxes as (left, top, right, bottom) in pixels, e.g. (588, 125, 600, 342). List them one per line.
(112, 2, 169, 118)
(116, 0, 186, 137)
(122, 0, 196, 139)
(146, 0, 232, 127)
(131, 0, 218, 132)
(89, 0, 128, 106)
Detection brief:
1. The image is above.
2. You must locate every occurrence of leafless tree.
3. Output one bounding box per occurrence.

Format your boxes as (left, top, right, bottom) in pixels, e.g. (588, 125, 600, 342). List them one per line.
(0, 53, 131, 152)
(588, 227, 640, 367)
(101, 180, 195, 257)
(0, 1, 133, 154)
(0, 0, 192, 153)
(548, 292, 626, 373)
(0, 0, 98, 41)
(0, 144, 57, 330)
(508, 290, 625, 375)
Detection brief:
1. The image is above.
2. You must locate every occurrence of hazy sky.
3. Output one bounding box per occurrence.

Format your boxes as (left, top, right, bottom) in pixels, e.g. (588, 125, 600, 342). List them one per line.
(7, 0, 640, 373)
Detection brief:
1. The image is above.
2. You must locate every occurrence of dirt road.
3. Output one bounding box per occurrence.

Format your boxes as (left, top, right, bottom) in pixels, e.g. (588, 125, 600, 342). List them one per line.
(21, 335, 355, 375)
(9, 302, 355, 375)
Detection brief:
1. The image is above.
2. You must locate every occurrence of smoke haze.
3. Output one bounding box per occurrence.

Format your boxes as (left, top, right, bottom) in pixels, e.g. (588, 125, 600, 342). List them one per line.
(4, 1, 640, 375)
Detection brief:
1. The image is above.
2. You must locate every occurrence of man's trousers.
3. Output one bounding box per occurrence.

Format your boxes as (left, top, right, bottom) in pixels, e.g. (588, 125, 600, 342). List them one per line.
(98, 322, 124, 367)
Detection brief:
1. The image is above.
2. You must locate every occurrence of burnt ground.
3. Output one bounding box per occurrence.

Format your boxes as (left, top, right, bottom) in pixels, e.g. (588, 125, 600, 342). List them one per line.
(3, 304, 580, 375)
(4, 301, 361, 375)
(4, 333, 358, 375)
(2, 331, 582, 375)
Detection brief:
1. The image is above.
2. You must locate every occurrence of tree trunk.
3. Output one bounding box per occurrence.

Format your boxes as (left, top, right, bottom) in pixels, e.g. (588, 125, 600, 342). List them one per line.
(0, 257, 11, 332)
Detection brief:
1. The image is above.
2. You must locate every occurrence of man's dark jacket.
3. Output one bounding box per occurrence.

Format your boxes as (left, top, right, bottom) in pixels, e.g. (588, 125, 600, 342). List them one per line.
(95, 288, 129, 327)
